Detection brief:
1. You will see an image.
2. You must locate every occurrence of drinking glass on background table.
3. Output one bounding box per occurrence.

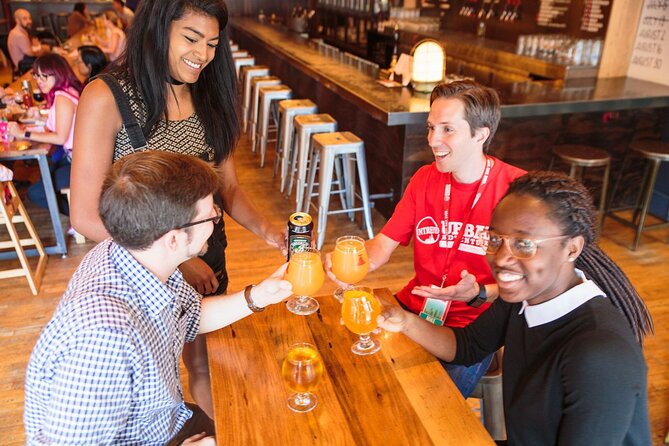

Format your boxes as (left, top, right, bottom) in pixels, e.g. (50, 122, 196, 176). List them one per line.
(341, 286, 381, 355)
(331, 235, 369, 302)
(282, 343, 324, 413)
(285, 247, 325, 315)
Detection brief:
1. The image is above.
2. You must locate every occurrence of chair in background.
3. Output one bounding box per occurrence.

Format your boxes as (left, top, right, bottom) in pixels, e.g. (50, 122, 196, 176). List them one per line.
(470, 348, 506, 441)
(60, 188, 85, 244)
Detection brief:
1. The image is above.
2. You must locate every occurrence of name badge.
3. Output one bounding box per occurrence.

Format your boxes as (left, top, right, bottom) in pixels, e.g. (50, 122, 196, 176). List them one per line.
(419, 297, 451, 326)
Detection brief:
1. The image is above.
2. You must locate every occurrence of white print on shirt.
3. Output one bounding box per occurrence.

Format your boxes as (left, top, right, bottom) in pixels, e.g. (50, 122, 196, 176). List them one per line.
(415, 218, 488, 255)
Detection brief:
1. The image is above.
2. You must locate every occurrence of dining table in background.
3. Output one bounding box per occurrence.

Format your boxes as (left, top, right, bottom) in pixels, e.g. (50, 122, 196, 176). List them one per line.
(207, 287, 494, 445)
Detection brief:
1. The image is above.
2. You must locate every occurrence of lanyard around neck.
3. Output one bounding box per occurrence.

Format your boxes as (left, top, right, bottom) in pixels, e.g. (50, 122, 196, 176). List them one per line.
(439, 156, 493, 287)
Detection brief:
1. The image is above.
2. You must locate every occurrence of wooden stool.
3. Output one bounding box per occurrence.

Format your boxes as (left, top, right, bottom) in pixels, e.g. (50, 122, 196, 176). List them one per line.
(0, 181, 48, 295)
(550, 145, 611, 230)
(60, 188, 86, 244)
(274, 99, 318, 193)
(470, 349, 506, 441)
(307, 132, 374, 249)
(607, 139, 669, 250)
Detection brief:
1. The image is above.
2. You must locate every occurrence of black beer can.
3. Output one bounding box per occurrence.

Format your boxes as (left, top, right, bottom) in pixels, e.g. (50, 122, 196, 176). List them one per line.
(287, 212, 313, 260)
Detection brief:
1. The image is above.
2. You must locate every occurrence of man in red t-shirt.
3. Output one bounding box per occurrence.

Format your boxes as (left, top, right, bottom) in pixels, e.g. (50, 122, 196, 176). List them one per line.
(326, 80, 525, 397)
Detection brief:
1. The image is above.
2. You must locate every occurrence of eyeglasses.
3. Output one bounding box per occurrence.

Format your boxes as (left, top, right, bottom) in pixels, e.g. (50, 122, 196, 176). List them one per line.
(31, 72, 51, 81)
(480, 231, 569, 259)
(175, 204, 222, 229)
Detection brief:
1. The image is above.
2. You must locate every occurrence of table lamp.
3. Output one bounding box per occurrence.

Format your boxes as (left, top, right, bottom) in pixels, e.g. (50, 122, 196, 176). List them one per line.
(411, 39, 445, 93)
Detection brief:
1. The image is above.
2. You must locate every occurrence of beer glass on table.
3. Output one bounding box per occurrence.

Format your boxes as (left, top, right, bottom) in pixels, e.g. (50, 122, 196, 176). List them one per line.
(341, 286, 381, 355)
(331, 236, 369, 302)
(285, 247, 325, 315)
(282, 343, 324, 412)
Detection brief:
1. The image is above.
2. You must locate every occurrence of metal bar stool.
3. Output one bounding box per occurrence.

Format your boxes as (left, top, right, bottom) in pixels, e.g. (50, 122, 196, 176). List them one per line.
(549, 145, 611, 230)
(274, 99, 318, 193)
(234, 56, 255, 78)
(289, 114, 338, 213)
(240, 65, 270, 133)
(607, 139, 669, 250)
(248, 76, 280, 149)
(308, 132, 374, 249)
(231, 50, 249, 58)
(229, 43, 239, 51)
(470, 349, 506, 441)
(257, 85, 293, 167)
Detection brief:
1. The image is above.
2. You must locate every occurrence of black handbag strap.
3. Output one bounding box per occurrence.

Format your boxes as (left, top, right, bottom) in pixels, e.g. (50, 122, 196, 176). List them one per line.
(97, 74, 148, 151)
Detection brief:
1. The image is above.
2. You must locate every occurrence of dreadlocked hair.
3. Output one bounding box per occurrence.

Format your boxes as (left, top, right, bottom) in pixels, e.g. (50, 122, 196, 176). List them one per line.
(505, 171, 653, 344)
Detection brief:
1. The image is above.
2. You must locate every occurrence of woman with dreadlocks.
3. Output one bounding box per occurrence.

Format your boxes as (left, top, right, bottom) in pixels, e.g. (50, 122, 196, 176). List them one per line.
(378, 171, 652, 445)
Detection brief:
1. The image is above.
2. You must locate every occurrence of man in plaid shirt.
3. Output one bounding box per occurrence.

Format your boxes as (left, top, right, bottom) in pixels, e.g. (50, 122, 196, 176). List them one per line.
(24, 151, 292, 445)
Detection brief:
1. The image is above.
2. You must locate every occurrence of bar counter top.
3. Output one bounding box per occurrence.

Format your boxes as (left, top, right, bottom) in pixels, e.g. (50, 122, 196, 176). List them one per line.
(230, 17, 669, 124)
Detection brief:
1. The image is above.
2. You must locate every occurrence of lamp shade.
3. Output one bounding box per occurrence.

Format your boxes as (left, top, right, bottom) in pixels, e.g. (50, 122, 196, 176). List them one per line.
(411, 39, 445, 93)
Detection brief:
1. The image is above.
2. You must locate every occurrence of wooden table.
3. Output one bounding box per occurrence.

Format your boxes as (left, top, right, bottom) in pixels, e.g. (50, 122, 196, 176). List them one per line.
(207, 288, 494, 445)
(0, 141, 67, 257)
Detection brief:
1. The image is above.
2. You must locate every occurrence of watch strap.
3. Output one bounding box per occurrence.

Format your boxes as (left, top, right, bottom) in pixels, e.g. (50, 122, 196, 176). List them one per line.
(244, 284, 265, 312)
(466, 283, 487, 308)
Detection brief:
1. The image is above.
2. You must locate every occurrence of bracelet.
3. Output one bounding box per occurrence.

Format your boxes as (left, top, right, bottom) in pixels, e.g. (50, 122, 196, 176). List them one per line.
(24, 131, 31, 139)
(244, 284, 265, 312)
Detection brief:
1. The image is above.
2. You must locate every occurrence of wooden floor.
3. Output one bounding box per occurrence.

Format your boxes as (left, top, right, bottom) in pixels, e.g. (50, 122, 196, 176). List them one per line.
(1, 133, 667, 444)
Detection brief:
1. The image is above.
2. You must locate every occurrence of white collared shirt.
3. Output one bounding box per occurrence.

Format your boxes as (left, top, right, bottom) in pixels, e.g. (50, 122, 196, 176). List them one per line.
(519, 269, 607, 328)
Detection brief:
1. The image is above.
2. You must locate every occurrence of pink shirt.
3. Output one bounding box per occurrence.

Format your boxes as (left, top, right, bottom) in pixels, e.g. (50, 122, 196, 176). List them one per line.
(47, 90, 79, 157)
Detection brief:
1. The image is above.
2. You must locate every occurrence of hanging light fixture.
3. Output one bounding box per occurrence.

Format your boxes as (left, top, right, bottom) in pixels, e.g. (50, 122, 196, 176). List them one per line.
(410, 39, 446, 93)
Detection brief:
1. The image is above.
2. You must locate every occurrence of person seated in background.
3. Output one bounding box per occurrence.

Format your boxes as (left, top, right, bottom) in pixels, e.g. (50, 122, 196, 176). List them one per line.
(67, 2, 93, 37)
(97, 11, 126, 62)
(112, 0, 135, 29)
(24, 151, 293, 445)
(378, 171, 653, 445)
(326, 80, 525, 398)
(8, 54, 82, 216)
(72, 45, 108, 84)
(8, 9, 49, 75)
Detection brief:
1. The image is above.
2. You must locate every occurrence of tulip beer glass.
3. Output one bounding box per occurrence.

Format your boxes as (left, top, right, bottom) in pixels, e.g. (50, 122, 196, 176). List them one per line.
(341, 286, 381, 355)
(331, 235, 369, 304)
(282, 343, 324, 412)
(285, 247, 325, 315)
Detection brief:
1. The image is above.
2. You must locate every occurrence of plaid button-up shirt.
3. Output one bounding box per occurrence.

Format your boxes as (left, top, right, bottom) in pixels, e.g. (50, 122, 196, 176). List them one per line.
(25, 239, 202, 445)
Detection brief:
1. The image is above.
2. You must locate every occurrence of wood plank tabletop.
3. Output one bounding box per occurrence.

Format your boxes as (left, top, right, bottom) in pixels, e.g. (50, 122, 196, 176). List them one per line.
(206, 287, 494, 445)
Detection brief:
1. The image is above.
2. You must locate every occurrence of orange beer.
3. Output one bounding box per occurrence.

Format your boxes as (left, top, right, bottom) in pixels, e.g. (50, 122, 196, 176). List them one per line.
(341, 288, 381, 335)
(285, 250, 325, 296)
(332, 236, 368, 284)
(282, 344, 324, 393)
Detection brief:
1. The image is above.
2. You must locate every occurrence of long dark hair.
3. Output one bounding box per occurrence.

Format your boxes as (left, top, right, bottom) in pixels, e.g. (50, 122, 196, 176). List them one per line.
(78, 45, 108, 81)
(505, 171, 653, 343)
(110, 0, 239, 164)
(33, 54, 83, 107)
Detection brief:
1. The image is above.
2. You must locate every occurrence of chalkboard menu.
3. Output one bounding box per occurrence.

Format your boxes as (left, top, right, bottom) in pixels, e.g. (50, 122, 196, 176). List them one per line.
(537, 0, 571, 29)
(580, 0, 611, 33)
(628, 0, 669, 85)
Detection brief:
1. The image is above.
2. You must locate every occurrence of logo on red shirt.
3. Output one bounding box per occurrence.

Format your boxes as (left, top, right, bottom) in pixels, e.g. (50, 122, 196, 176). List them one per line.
(415, 216, 440, 245)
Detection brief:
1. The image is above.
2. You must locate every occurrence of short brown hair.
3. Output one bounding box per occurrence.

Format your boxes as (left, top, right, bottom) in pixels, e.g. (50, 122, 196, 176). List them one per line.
(99, 151, 220, 250)
(429, 80, 501, 152)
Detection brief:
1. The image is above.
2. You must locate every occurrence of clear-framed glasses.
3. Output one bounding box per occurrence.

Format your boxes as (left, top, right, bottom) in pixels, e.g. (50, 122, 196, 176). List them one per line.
(175, 204, 222, 229)
(31, 72, 51, 82)
(480, 231, 569, 259)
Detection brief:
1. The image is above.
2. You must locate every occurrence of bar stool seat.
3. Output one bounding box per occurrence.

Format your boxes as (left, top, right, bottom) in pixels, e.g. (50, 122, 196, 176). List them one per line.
(307, 132, 374, 249)
(240, 65, 270, 133)
(290, 113, 338, 212)
(550, 144, 611, 230)
(256, 85, 293, 167)
(275, 99, 318, 193)
(607, 139, 669, 250)
(249, 76, 281, 148)
(231, 50, 249, 58)
(234, 56, 255, 78)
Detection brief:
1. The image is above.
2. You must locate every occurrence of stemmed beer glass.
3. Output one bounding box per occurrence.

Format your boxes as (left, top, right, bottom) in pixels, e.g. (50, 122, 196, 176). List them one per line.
(281, 343, 324, 413)
(331, 236, 369, 302)
(341, 286, 382, 355)
(285, 247, 325, 315)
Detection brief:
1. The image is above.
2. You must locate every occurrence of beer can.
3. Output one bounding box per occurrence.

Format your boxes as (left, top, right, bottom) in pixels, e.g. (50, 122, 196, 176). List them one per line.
(287, 212, 313, 260)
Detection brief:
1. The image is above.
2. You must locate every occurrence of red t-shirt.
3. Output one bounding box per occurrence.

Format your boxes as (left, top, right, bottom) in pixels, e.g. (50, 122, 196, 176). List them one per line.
(381, 158, 526, 328)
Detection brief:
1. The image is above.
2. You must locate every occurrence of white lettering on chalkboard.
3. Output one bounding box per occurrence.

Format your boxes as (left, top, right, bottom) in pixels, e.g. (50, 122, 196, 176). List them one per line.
(628, 0, 669, 84)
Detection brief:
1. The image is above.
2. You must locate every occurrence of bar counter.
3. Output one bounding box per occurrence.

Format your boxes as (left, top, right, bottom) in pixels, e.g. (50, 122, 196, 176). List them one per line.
(229, 18, 669, 218)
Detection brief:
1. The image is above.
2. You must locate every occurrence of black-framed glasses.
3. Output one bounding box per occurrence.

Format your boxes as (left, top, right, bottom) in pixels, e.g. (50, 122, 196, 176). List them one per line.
(175, 204, 222, 229)
(480, 231, 569, 259)
(31, 72, 51, 82)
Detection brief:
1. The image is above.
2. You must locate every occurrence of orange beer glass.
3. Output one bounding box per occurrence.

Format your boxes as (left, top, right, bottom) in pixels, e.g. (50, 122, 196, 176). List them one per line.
(285, 247, 325, 315)
(341, 287, 381, 355)
(331, 236, 369, 285)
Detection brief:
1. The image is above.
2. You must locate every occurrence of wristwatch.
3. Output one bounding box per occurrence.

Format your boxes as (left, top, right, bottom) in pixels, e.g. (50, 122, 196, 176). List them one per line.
(244, 284, 265, 312)
(24, 131, 31, 139)
(466, 283, 487, 308)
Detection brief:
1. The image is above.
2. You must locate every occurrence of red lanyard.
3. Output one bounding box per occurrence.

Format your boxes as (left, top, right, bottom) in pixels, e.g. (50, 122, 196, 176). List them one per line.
(438, 156, 493, 287)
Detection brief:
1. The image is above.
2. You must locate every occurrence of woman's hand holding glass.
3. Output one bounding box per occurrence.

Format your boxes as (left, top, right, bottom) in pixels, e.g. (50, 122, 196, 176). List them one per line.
(284, 247, 325, 315)
(341, 287, 382, 355)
